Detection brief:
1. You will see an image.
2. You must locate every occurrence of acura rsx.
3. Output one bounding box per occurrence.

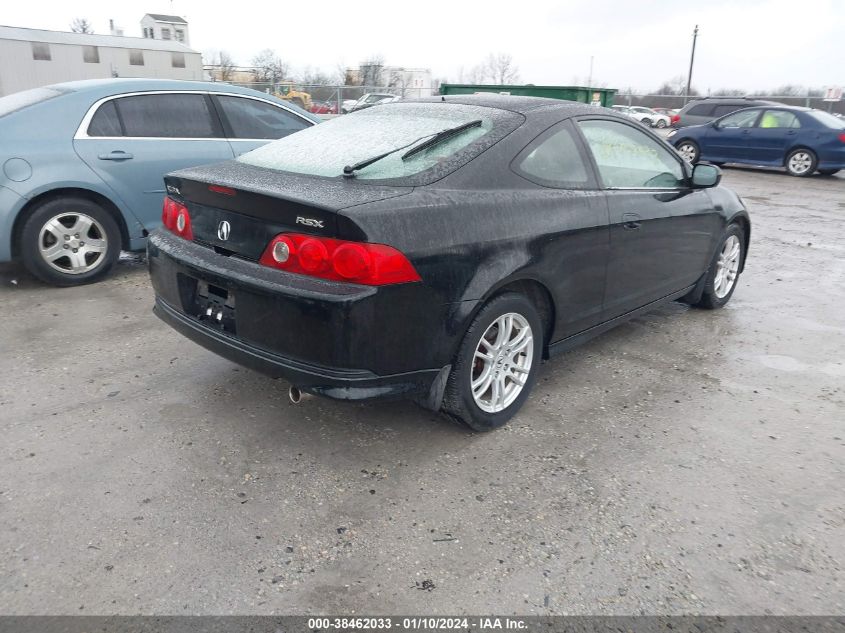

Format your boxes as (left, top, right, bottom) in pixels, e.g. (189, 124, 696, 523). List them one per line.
(147, 95, 750, 431)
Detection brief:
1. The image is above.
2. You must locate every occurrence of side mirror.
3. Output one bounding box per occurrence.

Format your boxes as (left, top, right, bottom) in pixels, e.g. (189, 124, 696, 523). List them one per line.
(692, 163, 721, 188)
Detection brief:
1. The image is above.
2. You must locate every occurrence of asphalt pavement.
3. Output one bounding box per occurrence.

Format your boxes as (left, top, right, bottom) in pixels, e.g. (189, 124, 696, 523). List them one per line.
(0, 168, 843, 615)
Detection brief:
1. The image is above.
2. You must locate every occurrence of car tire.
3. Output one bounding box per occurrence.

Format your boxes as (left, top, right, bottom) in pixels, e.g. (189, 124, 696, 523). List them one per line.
(441, 292, 543, 432)
(656, 119, 667, 128)
(676, 140, 700, 164)
(694, 224, 744, 310)
(641, 118, 652, 127)
(20, 196, 121, 287)
(785, 148, 817, 177)
(818, 168, 840, 176)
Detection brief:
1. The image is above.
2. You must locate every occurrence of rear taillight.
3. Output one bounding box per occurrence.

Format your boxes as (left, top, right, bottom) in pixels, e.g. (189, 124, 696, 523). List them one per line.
(259, 233, 421, 286)
(671, 114, 680, 125)
(161, 195, 193, 240)
(838, 132, 845, 143)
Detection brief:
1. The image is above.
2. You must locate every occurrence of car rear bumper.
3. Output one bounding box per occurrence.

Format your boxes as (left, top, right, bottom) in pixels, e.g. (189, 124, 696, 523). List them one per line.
(147, 230, 459, 401)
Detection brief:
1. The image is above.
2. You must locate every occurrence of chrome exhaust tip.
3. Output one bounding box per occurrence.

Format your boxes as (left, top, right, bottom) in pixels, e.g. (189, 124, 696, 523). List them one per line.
(288, 386, 303, 404)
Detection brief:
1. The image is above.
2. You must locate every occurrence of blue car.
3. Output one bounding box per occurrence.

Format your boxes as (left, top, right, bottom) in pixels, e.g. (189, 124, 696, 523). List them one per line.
(667, 105, 845, 178)
(0, 78, 319, 285)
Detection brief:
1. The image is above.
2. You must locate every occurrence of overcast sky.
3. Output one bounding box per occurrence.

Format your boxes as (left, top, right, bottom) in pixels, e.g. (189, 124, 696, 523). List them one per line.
(3, 0, 843, 92)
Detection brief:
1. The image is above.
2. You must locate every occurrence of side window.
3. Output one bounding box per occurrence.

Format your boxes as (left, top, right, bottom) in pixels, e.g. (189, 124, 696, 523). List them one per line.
(87, 100, 122, 137)
(513, 123, 590, 188)
(116, 94, 218, 138)
(686, 104, 714, 116)
(216, 96, 309, 140)
(717, 109, 760, 128)
(712, 104, 742, 118)
(759, 110, 801, 129)
(578, 119, 685, 189)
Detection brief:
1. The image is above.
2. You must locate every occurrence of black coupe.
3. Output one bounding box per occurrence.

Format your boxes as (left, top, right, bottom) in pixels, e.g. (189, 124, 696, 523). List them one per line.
(148, 96, 750, 431)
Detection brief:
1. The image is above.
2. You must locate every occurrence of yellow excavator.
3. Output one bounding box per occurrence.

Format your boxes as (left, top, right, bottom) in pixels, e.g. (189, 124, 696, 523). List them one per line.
(273, 82, 312, 111)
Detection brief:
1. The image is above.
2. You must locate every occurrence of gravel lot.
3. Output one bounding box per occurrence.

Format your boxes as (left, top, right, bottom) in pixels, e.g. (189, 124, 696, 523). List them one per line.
(1, 168, 843, 615)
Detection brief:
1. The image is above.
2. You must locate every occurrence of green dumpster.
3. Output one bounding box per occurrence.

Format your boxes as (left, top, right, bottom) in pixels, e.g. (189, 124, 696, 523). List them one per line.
(439, 84, 616, 107)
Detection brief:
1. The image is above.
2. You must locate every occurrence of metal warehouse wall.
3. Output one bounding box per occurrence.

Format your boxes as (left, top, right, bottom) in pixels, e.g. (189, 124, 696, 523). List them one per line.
(0, 39, 203, 96)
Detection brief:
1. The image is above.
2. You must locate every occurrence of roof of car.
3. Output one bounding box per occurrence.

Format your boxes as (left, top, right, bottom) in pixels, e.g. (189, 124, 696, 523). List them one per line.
(42, 78, 277, 99)
(406, 94, 603, 116)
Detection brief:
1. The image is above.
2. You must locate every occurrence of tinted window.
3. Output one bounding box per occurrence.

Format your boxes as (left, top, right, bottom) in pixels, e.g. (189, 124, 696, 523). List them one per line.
(515, 124, 589, 188)
(116, 94, 217, 138)
(717, 109, 760, 128)
(686, 104, 714, 116)
(216, 96, 309, 140)
(759, 110, 800, 129)
(579, 119, 684, 189)
(87, 101, 122, 136)
(712, 104, 744, 118)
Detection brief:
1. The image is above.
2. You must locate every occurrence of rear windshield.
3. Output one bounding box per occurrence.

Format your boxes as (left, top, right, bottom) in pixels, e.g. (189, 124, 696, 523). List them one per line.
(0, 86, 68, 118)
(238, 102, 523, 184)
(807, 110, 845, 129)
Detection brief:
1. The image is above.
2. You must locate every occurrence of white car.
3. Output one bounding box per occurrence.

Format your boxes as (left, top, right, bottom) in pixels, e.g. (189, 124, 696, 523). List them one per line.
(627, 106, 672, 128)
(348, 93, 401, 112)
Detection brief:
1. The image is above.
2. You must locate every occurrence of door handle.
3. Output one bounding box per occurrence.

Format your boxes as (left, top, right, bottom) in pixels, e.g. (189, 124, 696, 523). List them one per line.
(622, 213, 642, 230)
(98, 151, 134, 161)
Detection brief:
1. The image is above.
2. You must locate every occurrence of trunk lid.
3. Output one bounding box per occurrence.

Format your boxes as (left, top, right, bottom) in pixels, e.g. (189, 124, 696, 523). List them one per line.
(165, 161, 412, 260)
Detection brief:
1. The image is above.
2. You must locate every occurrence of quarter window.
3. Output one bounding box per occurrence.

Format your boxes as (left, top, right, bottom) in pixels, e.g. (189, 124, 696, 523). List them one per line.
(758, 110, 800, 129)
(578, 119, 685, 189)
(686, 104, 714, 116)
(514, 123, 589, 188)
(31, 42, 51, 61)
(216, 96, 309, 140)
(717, 109, 759, 128)
(116, 94, 217, 138)
(87, 101, 122, 136)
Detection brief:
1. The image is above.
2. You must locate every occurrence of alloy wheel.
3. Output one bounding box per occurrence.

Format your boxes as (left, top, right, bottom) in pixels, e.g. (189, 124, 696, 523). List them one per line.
(678, 142, 697, 162)
(713, 235, 741, 299)
(471, 313, 534, 413)
(787, 151, 813, 175)
(38, 212, 108, 275)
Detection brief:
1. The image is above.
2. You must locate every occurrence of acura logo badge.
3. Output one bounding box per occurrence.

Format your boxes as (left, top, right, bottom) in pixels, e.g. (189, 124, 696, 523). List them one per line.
(217, 220, 231, 241)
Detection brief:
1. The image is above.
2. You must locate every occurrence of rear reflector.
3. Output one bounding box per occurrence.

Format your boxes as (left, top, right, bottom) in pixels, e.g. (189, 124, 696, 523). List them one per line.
(161, 196, 193, 240)
(259, 233, 421, 286)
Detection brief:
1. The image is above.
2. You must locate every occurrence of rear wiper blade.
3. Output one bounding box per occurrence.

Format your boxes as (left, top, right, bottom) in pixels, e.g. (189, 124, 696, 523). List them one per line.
(342, 132, 437, 178)
(401, 119, 483, 161)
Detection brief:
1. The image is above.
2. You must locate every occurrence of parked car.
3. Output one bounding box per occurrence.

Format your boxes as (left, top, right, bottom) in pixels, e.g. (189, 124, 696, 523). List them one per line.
(610, 105, 670, 128)
(672, 97, 779, 128)
(341, 99, 359, 114)
(668, 105, 845, 176)
(309, 100, 338, 115)
(148, 96, 750, 431)
(0, 78, 319, 286)
(348, 93, 401, 112)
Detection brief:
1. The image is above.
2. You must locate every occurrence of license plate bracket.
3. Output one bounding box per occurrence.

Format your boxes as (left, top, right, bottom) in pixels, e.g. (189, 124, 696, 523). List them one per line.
(195, 280, 236, 333)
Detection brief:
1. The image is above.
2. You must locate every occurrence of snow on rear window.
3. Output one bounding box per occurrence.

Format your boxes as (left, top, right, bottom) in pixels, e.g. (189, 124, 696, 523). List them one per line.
(0, 87, 67, 118)
(237, 102, 495, 180)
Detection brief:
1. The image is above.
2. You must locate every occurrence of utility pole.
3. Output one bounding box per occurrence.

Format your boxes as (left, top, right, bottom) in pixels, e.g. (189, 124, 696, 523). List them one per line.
(684, 25, 699, 105)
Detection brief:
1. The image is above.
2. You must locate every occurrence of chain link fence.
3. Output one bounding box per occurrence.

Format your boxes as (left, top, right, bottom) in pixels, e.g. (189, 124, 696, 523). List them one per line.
(210, 81, 432, 113)
(614, 93, 844, 115)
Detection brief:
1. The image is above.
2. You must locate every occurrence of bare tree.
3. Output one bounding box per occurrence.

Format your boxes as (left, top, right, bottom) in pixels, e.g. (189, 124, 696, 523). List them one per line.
(484, 53, 519, 85)
(70, 18, 94, 33)
(298, 66, 334, 86)
(205, 50, 236, 81)
(251, 49, 289, 84)
(711, 88, 745, 97)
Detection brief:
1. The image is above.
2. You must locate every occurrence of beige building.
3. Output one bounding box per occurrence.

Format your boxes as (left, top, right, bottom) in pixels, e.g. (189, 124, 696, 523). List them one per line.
(0, 24, 202, 97)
